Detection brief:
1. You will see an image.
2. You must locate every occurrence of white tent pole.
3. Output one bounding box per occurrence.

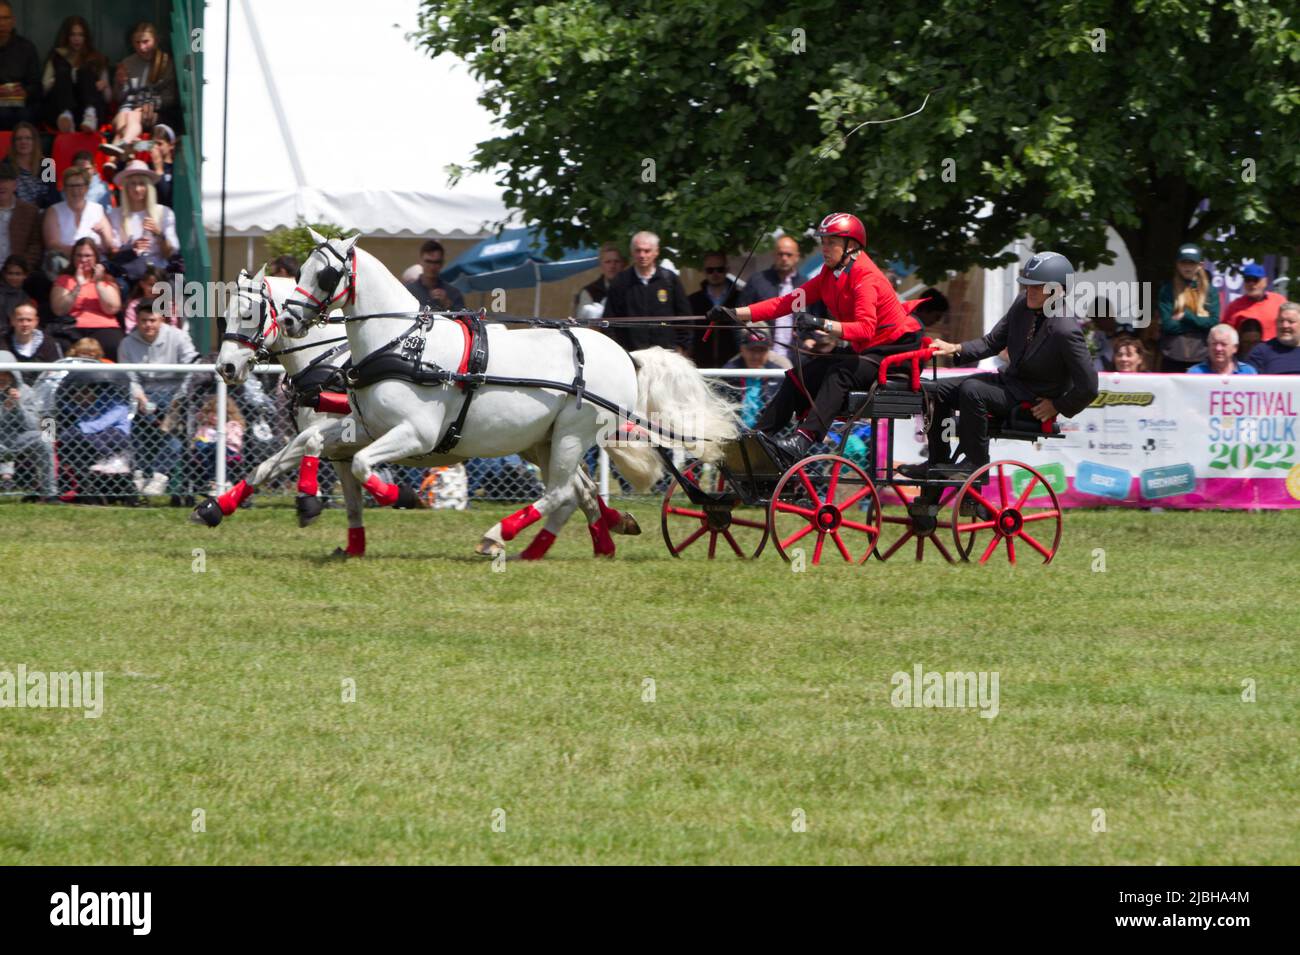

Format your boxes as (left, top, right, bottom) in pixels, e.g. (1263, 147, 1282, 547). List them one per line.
(533, 261, 541, 316)
(242, 0, 306, 190)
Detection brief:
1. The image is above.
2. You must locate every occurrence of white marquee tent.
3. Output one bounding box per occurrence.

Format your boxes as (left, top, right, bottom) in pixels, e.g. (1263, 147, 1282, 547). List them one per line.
(202, 0, 510, 237)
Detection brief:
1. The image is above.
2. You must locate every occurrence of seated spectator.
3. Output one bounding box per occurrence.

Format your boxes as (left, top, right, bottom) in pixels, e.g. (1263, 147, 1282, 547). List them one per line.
(0, 3, 40, 131)
(122, 266, 178, 332)
(722, 327, 784, 428)
(42, 16, 109, 133)
(0, 253, 24, 329)
(688, 251, 743, 368)
(1156, 244, 1218, 372)
(1245, 302, 1300, 374)
(1, 298, 58, 361)
(1112, 333, 1152, 372)
(147, 124, 174, 208)
(108, 159, 177, 282)
(1222, 264, 1287, 341)
(0, 349, 54, 497)
(5, 121, 54, 209)
(0, 164, 41, 287)
(66, 150, 112, 210)
(268, 254, 298, 279)
(43, 166, 116, 276)
(574, 242, 624, 318)
(1237, 318, 1264, 358)
(1187, 324, 1256, 375)
(101, 23, 178, 170)
(404, 239, 464, 311)
(50, 237, 122, 358)
(54, 340, 134, 500)
(190, 394, 243, 497)
(118, 308, 197, 494)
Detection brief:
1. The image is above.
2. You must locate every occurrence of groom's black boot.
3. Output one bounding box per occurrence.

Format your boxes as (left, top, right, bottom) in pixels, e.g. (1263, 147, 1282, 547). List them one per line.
(770, 428, 815, 468)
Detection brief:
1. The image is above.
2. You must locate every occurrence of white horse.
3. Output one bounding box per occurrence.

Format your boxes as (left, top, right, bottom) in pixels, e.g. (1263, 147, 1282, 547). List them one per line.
(207, 267, 643, 558)
(280, 230, 736, 558)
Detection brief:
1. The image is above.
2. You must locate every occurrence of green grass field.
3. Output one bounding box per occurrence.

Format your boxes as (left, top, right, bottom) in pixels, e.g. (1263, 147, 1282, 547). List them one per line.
(1, 501, 1296, 865)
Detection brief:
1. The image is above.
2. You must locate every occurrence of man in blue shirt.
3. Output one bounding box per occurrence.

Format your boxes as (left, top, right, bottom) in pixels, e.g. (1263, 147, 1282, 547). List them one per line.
(1245, 302, 1300, 374)
(1187, 323, 1257, 375)
(403, 239, 465, 311)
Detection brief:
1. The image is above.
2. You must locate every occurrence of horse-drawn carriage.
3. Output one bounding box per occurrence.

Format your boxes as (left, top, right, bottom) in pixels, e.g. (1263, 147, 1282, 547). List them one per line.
(659, 342, 1066, 565)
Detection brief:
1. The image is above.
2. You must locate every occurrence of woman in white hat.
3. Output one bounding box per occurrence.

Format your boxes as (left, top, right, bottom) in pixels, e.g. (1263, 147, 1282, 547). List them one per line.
(108, 159, 178, 274)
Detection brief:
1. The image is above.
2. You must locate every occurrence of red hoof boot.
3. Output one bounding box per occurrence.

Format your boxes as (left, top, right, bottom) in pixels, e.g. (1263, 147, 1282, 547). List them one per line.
(589, 521, 615, 557)
(519, 528, 556, 560)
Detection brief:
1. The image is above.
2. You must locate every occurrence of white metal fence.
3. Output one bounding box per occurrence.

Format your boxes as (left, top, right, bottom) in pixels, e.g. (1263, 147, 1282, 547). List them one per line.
(0, 361, 788, 505)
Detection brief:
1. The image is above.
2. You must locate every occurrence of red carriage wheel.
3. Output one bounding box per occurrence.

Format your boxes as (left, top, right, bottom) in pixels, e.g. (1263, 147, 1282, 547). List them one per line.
(873, 481, 964, 563)
(768, 454, 880, 565)
(661, 460, 768, 559)
(949, 460, 1063, 565)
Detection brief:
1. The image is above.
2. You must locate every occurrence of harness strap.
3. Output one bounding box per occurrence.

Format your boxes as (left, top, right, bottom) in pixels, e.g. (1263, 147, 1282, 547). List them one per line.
(434, 313, 489, 454)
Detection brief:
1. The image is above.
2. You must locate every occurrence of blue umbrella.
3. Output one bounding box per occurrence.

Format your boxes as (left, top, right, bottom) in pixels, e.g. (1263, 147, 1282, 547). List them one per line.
(443, 227, 598, 314)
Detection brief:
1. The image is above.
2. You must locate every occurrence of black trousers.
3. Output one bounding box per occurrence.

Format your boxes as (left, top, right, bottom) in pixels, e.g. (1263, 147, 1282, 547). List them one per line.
(755, 330, 924, 441)
(44, 67, 109, 127)
(923, 372, 1016, 468)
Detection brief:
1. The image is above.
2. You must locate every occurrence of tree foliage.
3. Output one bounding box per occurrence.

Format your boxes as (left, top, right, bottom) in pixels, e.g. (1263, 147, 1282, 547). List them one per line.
(414, 0, 1300, 286)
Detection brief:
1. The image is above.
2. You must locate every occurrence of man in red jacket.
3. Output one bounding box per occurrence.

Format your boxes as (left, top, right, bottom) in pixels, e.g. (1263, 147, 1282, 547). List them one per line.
(709, 212, 923, 461)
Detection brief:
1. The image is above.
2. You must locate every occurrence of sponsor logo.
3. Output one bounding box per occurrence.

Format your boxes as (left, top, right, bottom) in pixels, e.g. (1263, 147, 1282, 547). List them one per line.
(1090, 390, 1155, 408)
(1140, 463, 1197, 500)
(1137, 417, 1177, 431)
(1074, 460, 1132, 500)
(1287, 463, 1300, 501)
(1011, 462, 1067, 497)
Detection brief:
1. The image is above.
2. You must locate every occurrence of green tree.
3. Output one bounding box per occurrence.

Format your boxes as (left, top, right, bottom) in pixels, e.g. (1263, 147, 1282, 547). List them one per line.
(265, 218, 352, 271)
(415, 0, 1300, 319)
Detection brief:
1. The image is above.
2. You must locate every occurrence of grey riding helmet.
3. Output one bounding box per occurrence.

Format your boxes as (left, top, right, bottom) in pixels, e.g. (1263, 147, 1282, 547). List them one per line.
(1017, 251, 1074, 286)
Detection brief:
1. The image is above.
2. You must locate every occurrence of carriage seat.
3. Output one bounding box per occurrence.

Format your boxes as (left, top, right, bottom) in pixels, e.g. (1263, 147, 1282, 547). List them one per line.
(846, 377, 926, 420)
(989, 401, 1062, 441)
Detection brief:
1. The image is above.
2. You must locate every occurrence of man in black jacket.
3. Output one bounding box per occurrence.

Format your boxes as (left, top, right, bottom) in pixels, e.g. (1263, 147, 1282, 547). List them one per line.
(906, 252, 1098, 479)
(0, 3, 39, 130)
(603, 231, 691, 354)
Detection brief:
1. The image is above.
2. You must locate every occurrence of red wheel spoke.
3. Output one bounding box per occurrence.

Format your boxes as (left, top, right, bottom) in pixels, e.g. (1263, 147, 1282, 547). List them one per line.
(955, 519, 997, 532)
(978, 535, 1000, 565)
(879, 529, 913, 560)
(707, 531, 718, 559)
(1005, 535, 1016, 564)
(780, 522, 815, 549)
(827, 460, 842, 502)
(1021, 510, 1061, 523)
(839, 518, 880, 535)
(929, 534, 955, 563)
(666, 506, 706, 520)
(797, 468, 821, 506)
(997, 464, 1009, 506)
(721, 528, 746, 557)
(831, 530, 853, 562)
(968, 488, 1000, 514)
(915, 534, 925, 561)
(1017, 529, 1052, 559)
(881, 514, 912, 525)
(812, 531, 826, 565)
(672, 526, 707, 554)
(838, 485, 872, 510)
(774, 501, 816, 518)
(1013, 474, 1041, 510)
(729, 515, 767, 530)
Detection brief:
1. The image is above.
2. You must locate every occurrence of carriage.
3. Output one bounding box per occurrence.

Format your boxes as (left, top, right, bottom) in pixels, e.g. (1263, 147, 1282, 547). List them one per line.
(658, 341, 1066, 565)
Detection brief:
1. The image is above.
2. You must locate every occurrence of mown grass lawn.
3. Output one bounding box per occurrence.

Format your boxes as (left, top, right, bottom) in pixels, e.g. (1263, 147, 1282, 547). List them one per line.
(1, 501, 1296, 865)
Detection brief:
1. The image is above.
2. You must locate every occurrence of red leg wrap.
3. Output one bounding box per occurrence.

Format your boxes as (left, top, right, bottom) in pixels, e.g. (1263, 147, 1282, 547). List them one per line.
(519, 528, 556, 561)
(297, 455, 320, 496)
(216, 479, 254, 516)
(588, 521, 615, 557)
(316, 392, 351, 415)
(597, 495, 622, 532)
(500, 503, 541, 542)
(346, 527, 365, 557)
(363, 473, 400, 507)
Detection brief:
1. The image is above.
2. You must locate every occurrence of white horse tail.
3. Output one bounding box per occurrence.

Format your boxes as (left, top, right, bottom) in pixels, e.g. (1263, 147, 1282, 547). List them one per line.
(603, 346, 738, 492)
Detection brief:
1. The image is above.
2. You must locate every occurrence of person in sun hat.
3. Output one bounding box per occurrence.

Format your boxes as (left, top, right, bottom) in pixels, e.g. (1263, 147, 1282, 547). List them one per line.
(107, 158, 177, 283)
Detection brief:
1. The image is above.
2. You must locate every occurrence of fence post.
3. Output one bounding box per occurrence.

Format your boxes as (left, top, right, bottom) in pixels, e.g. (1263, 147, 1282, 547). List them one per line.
(215, 376, 228, 494)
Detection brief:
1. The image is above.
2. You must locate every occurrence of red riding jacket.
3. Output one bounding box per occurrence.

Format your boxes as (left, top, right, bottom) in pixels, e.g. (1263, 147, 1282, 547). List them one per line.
(747, 251, 921, 352)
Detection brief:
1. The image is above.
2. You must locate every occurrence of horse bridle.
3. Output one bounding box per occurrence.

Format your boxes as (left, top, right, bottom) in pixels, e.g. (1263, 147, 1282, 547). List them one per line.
(221, 278, 280, 362)
(286, 241, 356, 326)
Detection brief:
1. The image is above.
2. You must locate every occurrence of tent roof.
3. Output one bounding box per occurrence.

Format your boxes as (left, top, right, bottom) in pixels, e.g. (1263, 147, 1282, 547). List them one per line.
(202, 0, 512, 238)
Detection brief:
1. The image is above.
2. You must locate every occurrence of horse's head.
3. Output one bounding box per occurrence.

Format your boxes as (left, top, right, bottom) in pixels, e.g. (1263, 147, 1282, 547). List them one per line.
(217, 267, 277, 384)
(283, 228, 360, 337)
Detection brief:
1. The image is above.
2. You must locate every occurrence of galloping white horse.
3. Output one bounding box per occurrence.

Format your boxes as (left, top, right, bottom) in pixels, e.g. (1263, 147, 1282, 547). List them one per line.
(205, 267, 642, 558)
(280, 230, 736, 559)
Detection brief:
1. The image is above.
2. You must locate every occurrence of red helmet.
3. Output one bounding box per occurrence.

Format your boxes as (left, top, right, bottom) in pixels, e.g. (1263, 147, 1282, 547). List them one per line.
(816, 212, 866, 248)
